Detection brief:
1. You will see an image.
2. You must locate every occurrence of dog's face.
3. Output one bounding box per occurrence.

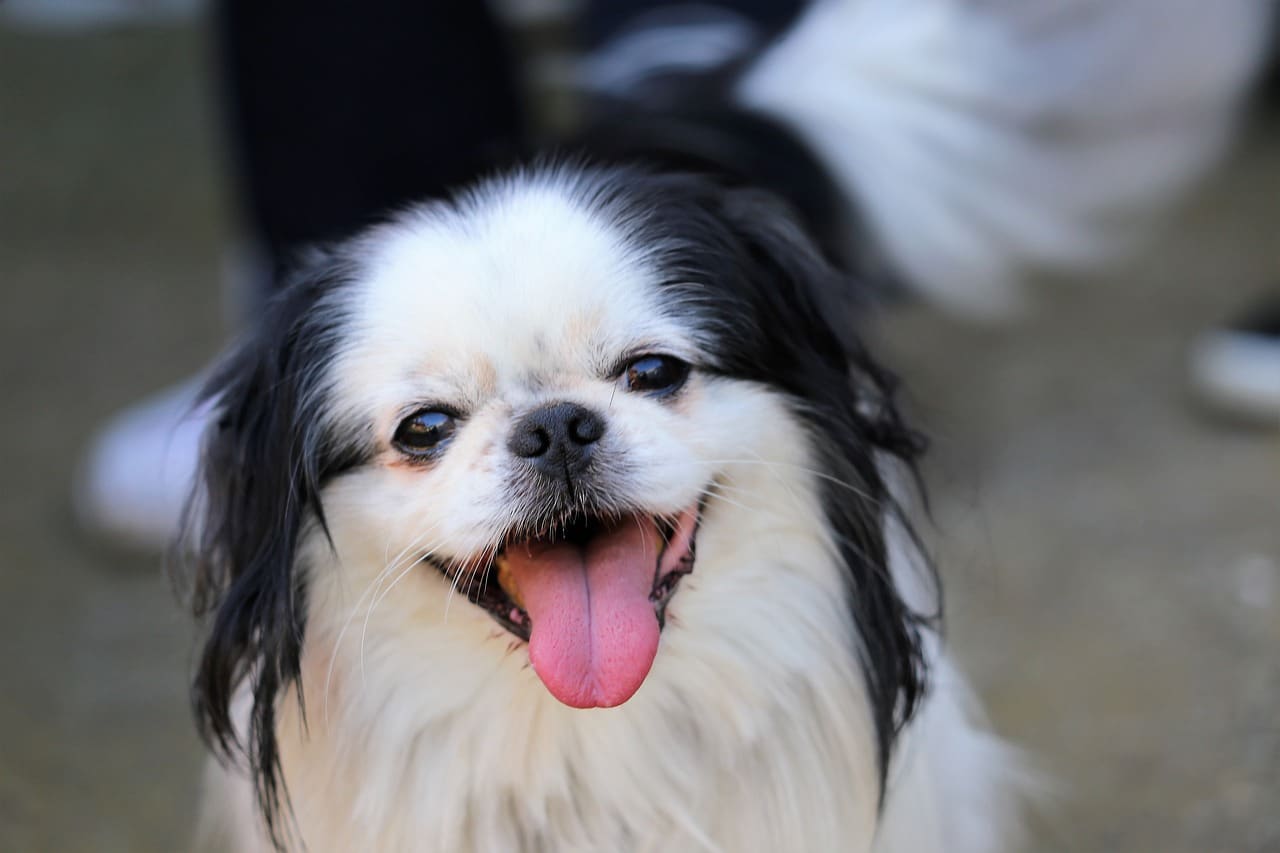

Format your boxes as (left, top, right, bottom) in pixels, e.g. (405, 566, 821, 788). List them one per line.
(329, 181, 750, 709)
(186, 166, 928, 836)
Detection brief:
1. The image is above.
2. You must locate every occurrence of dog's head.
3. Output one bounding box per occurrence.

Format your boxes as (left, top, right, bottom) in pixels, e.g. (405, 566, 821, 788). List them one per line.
(183, 165, 931, 840)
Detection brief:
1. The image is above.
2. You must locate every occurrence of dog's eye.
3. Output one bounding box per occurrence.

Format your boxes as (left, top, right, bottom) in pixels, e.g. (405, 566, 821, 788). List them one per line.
(393, 410, 458, 456)
(622, 355, 690, 396)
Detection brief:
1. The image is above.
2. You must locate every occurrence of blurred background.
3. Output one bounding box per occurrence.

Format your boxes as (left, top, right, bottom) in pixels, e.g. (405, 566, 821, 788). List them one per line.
(0, 2, 1276, 851)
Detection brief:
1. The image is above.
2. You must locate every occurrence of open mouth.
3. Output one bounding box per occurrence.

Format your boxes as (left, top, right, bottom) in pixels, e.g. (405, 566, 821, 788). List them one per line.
(431, 504, 699, 708)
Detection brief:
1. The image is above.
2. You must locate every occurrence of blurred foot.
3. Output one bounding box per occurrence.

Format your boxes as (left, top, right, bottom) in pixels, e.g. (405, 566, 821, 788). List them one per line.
(1189, 295, 1280, 427)
(74, 379, 209, 550)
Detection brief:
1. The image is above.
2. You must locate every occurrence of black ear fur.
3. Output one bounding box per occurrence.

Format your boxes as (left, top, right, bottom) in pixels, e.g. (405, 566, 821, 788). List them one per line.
(716, 186, 934, 776)
(180, 251, 364, 848)
(715, 187, 928, 455)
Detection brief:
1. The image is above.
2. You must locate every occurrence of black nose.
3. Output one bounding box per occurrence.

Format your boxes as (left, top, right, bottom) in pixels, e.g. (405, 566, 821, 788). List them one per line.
(508, 402, 605, 479)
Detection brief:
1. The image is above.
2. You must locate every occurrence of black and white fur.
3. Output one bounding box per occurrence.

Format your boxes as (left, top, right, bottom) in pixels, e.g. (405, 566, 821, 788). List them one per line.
(184, 1, 1273, 850)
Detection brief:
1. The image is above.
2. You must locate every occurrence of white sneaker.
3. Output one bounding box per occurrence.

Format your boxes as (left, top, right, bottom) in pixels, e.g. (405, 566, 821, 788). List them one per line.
(74, 378, 211, 550)
(1189, 297, 1280, 427)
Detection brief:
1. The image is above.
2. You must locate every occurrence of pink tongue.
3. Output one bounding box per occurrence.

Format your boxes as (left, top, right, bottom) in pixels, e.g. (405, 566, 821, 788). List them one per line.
(503, 518, 661, 708)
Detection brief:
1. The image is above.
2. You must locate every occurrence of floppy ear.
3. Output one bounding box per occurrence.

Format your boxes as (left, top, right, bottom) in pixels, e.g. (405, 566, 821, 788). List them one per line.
(179, 251, 362, 847)
(714, 186, 926, 457)
(718, 186, 862, 346)
(707, 184, 935, 782)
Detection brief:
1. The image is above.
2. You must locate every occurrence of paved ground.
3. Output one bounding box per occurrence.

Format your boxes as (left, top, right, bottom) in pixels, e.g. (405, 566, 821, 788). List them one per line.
(1, 23, 1276, 853)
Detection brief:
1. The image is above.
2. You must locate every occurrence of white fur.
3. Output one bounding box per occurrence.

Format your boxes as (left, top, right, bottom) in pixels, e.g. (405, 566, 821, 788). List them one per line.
(739, 0, 1274, 317)
(200, 174, 1015, 852)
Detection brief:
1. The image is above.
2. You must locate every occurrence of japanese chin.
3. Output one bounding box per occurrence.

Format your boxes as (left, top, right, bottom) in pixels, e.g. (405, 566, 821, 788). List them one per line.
(182, 1, 1272, 851)
(187, 163, 1015, 853)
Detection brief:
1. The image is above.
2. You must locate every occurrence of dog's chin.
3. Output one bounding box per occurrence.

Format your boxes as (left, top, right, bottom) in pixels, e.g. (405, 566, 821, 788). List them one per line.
(428, 502, 701, 709)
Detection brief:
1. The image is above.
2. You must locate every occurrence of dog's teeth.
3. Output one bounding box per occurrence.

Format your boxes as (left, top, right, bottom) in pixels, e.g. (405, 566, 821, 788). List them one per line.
(495, 553, 524, 611)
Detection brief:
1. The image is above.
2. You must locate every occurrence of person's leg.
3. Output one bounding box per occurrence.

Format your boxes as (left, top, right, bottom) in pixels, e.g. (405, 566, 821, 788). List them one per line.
(217, 0, 526, 282)
(78, 1, 527, 548)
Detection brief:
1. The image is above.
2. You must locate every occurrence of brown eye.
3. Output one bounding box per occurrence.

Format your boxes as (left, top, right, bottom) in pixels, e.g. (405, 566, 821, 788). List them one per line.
(623, 355, 690, 396)
(393, 410, 458, 456)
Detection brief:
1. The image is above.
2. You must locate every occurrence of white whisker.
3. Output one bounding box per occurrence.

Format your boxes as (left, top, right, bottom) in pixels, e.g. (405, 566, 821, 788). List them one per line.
(322, 518, 442, 724)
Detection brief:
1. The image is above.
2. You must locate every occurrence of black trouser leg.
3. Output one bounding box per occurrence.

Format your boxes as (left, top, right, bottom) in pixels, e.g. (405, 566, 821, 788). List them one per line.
(215, 0, 526, 283)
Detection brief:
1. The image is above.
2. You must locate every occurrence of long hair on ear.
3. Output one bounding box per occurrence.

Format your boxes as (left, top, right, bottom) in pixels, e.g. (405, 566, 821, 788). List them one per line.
(613, 169, 936, 784)
(177, 249, 365, 849)
(713, 186, 935, 780)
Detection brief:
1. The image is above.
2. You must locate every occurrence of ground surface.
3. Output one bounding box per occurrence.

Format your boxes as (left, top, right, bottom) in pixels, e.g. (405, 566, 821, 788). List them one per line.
(0, 22, 1276, 853)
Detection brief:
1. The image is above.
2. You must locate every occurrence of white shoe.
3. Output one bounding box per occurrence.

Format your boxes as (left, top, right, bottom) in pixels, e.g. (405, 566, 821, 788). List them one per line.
(1189, 298, 1280, 427)
(74, 378, 211, 550)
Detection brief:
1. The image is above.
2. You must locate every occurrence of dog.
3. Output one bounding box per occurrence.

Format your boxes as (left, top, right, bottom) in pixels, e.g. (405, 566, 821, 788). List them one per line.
(184, 164, 1017, 852)
(182, 2, 1271, 850)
